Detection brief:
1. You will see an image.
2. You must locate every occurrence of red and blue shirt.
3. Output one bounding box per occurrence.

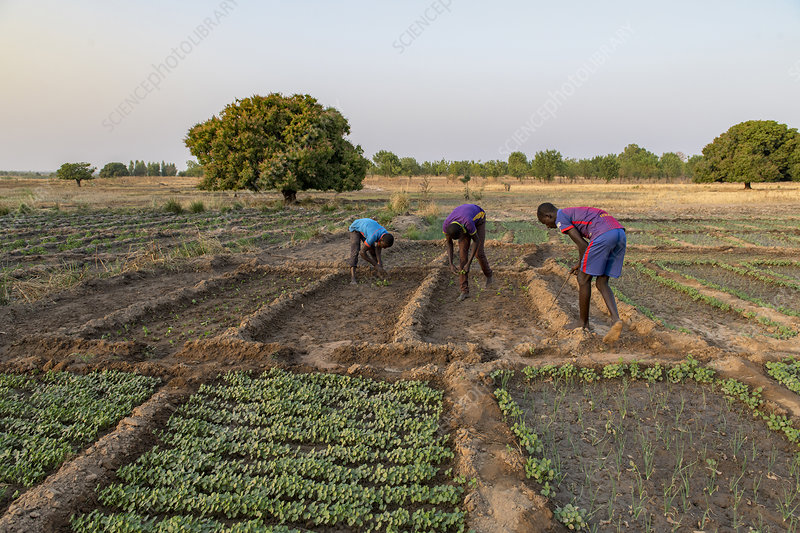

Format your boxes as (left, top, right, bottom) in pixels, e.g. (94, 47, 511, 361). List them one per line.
(349, 218, 387, 248)
(556, 207, 623, 240)
(443, 204, 485, 236)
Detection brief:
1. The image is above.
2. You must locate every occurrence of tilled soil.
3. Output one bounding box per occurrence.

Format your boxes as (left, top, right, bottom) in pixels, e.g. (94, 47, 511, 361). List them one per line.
(0, 256, 240, 354)
(2, 227, 800, 532)
(420, 272, 543, 359)
(251, 270, 428, 362)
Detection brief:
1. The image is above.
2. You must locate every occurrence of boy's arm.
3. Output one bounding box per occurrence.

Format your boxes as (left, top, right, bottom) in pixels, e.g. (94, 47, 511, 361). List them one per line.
(359, 246, 378, 268)
(464, 233, 480, 272)
(374, 246, 385, 272)
(565, 227, 588, 272)
(446, 237, 458, 274)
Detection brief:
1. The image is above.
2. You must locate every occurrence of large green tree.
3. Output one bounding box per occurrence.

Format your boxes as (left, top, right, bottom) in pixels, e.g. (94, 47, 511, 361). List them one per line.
(659, 152, 685, 179)
(399, 156, 421, 177)
(693, 120, 800, 189)
(56, 162, 95, 187)
(531, 149, 566, 181)
(186, 93, 368, 203)
(618, 144, 659, 179)
(507, 151, 529, 179)
(132, 160, 147, 176)
(372, 150, 401, 176)
(146, 161, 161, 176)
(98, 162, 129, 178)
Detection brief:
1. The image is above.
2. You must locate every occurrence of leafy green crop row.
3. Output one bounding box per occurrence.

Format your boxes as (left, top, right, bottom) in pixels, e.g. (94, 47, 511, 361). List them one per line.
(0, 370, 160, 488)
(766, 358, 800, 396)
(73, 369, 465, 532)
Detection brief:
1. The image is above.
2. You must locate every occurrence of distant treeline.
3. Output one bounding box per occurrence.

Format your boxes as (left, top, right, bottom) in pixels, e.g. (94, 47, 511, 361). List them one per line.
(96, 160, 205, 178)
(368, 144, 702, 181)
(0, 171, 52, 178)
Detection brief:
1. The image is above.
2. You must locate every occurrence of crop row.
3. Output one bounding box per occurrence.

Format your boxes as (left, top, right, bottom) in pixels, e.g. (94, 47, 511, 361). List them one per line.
(492, 356, 800, 531)
(73, 369, 465, 532)
(655, 260, 800, 318)
(631, 262, 798, 338)
(0, 370, 160, 489)
(766, 358, 800, 396)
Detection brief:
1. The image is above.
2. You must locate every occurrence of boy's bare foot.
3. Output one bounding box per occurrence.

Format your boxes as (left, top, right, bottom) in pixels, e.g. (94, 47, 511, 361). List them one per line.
(485, 275, 493, 288)
(565, 320, 592, 332)
(456, 292, 469, 302)
(350, 280, 358, 285)
(603, 320, 623, 343)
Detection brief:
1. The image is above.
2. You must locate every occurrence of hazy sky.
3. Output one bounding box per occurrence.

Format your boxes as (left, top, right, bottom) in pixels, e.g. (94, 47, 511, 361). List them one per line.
(1, 0, 799, 171)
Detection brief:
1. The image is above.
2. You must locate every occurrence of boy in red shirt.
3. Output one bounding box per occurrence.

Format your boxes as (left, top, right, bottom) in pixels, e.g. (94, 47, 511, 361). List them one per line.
(537, 202, 626, 342)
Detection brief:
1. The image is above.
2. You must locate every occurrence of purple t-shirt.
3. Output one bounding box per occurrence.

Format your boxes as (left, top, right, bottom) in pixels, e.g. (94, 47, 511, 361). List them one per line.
(556, 207, 623, 240)
(443, 204, 485, 236)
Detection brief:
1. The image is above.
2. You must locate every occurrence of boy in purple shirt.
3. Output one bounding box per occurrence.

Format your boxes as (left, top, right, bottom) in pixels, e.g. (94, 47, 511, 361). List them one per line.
(537, 203, 626, 342)
(443, 204, 493, 301)
(348, 218, 394, 284)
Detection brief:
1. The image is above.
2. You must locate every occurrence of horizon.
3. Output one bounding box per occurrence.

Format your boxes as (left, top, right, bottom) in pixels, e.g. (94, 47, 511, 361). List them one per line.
(1, 0, 798, 172)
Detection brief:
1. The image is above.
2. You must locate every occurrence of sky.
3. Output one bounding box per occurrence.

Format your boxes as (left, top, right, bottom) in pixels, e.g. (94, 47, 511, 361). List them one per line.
(1, 0, 799, 171)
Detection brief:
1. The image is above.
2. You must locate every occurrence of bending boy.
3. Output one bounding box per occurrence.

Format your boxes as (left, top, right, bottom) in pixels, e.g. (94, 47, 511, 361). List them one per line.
(348, 218, 394, 284)
(443, 204, 493, 302)
(537, 203, 626, 342)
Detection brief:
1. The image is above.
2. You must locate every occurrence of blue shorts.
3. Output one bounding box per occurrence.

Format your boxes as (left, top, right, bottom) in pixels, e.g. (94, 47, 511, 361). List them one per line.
(582, 228, 626, 278)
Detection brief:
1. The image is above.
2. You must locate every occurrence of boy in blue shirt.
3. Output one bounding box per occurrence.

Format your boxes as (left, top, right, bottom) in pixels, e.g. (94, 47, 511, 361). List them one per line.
(348, 218, 394, 284)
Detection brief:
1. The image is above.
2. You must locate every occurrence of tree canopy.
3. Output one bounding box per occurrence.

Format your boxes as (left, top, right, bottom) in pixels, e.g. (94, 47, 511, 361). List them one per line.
(507, 151, 529, 179)
(372, 150, 401, 176)
(693, 120, 800, 189)
(98, 162, 129, 178)
(618, 144, 659, 179)
(531, 150, 566, 181)
(56, 162, 95, 187)
(185, 93, 368, 203)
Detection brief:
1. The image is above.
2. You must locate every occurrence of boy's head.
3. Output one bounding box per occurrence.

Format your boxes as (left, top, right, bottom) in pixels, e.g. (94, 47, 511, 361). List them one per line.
(537, 202, 558, 229)
(444, 223, 464, 240)
(378, 233, 394, 248)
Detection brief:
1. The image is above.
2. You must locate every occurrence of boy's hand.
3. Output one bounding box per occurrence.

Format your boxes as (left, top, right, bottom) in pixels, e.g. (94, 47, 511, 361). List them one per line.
(377, 265, 387, 276)
(450, 263, 459, 275)
(570, 264, 579, 274)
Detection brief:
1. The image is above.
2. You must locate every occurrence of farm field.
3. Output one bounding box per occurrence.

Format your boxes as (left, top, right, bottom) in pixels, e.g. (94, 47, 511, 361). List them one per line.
(2, 178, 800, 531)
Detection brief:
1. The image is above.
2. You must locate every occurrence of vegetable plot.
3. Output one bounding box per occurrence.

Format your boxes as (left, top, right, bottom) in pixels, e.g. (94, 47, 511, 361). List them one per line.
(72, 369, 466, 532)
(493, 359, 800, 532)
(0, 370, 160, 497)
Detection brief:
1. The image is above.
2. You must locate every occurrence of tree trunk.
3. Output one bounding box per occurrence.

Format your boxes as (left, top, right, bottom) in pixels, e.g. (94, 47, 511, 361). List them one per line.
(282, 189, 297, 204)
(76, 179, 81, 187)
(744, 182, 751, 190)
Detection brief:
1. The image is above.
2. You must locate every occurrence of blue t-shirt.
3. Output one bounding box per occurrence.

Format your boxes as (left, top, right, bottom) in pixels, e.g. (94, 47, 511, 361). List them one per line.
(349, 218, 387, 248)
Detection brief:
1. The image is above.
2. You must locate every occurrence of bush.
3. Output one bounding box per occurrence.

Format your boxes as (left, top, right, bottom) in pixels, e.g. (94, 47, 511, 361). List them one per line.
(416, 200, 439, 222)
(388, 191, 410, 214)
(189, 201, 205, 213)
(376, 211, 393, 227)
(17, 203, 33, 215)
(404, 224, 421, 240)
(0, 205, 10, 216)
(163, 199, 184, 214)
